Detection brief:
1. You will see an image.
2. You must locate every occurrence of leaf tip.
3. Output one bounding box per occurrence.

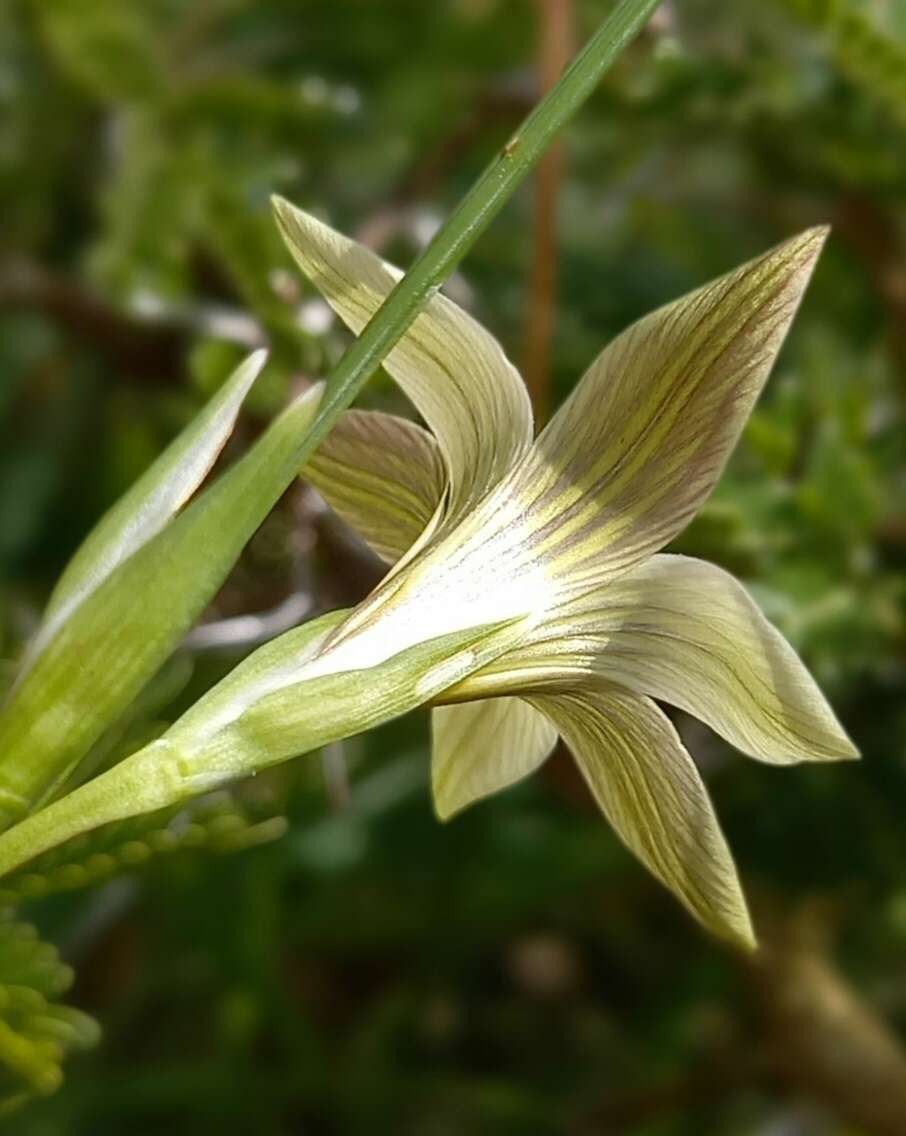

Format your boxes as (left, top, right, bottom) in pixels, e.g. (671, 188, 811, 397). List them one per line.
(245, 346, 269, 377)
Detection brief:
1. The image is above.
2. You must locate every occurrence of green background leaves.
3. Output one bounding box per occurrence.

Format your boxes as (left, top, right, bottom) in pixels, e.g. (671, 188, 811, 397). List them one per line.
(1, 0, 905, 1130)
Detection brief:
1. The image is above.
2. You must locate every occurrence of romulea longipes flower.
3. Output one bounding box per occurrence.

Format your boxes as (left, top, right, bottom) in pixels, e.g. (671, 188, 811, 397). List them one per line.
(0, 200, 857, 948)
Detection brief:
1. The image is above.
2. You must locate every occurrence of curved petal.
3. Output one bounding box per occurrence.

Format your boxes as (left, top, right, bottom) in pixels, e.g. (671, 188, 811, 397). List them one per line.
(507, 229, 828, 588)
(457, 555, 857, 766)
(273, 198, 533, 522)
(530, 685, 754, 948)
(304, 409, 447, 564)
(432, 697, 558, 820)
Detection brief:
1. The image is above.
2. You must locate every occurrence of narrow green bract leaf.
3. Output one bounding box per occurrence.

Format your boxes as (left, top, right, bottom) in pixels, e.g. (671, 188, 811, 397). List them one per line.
(0, 384, 324, 827)
(432, 697, 558, 820)
(530, 685, 755, 949)
(305, 409, 447, 564)
(27, 351, 265, 670)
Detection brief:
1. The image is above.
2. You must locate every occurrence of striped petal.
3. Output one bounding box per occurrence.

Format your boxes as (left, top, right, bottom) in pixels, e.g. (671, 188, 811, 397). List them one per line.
(507, 229, 827, 588)
(273, 198, 533, 523)
(530, 685, 754, 948)
(432, 697, 558, 820)
(304, 409, 447, 564)
(456, 555, 857, 766)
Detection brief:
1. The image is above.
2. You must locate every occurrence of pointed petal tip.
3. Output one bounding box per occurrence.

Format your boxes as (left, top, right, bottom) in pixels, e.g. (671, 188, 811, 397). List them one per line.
(721, 901, 758, 953)
(729, 921, 759, 955)
(835, 720, 861, 761)
(835, 737, 861, 762)
(802, 221, 831, 242)
(820, 722, 860, 761)
(432, 771, 469, 823)
(696, 894, 756, 953)
(432, 786, 460, 824)
(779, 223, 830, 268)
(784, 732, 860, 764)
(271, 195, 302, 237)
(694, 888, 756, 953)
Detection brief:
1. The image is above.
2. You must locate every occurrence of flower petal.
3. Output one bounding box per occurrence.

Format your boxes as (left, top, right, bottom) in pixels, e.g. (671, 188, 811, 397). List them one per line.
(458, 555, 857, 765)
(432, 697, 558, 820)
(458, 552, 862, 763)
(508, 229, 828, 587)
(273, 197, 533, 522)
(304, 409, 447, 564)
(530, 685, 754, 948)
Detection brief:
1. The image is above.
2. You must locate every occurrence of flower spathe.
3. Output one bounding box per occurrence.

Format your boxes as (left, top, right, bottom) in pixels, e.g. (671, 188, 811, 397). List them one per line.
(0, 201, 858, 950)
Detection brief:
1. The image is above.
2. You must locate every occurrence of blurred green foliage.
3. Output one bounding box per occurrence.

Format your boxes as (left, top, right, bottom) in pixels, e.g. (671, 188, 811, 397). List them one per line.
(1, 0, 905, 1132)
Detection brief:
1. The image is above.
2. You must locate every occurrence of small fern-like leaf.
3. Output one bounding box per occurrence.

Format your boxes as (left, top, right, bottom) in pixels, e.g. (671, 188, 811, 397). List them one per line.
(0, 914, 99, 1113)
(0, 794, 287, 906)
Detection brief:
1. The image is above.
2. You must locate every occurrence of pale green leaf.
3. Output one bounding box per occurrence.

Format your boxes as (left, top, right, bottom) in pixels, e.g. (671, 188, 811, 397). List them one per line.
(273, 197, 533, 524)
(508, 229, 828, 589)
(432, 697, 558, 820)
(531, 685, 755, 949)
(27, 351, 265, 670)
(305, 409, 447, 564)
(0, 384, 324, 827)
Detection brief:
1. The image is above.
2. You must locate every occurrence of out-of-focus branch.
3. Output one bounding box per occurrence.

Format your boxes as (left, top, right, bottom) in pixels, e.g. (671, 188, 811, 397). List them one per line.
(578, 1053, 759, 1130)
(405, 86, 535, 204)
(742, 903, 906, 1136)
(835, 195, 906, 379)
(183, 591, 313, 651)
(580, 899, 906, 1132)
(523, 0, 574, 422)
(0, 260, 186, 382)
(0, 260, 266, 382)
(354, 84, 534, 255)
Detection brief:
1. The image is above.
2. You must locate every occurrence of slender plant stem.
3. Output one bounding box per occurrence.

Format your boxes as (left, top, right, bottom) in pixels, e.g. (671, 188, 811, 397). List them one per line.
(288, 0, 662, 458)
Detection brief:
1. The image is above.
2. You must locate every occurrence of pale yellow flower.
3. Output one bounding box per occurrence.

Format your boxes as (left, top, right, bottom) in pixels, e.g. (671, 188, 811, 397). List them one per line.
(274, 202, 858, 948)
(0, 203, 857, 949)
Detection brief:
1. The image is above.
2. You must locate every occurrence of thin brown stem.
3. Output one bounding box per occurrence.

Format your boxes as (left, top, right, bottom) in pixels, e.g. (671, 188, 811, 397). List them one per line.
(523, 0, 574, 422)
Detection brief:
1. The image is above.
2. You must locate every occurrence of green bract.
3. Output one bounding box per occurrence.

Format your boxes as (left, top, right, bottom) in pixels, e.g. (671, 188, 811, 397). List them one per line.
(0, 351, 324, 824)
(0, 204, 857, 949)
